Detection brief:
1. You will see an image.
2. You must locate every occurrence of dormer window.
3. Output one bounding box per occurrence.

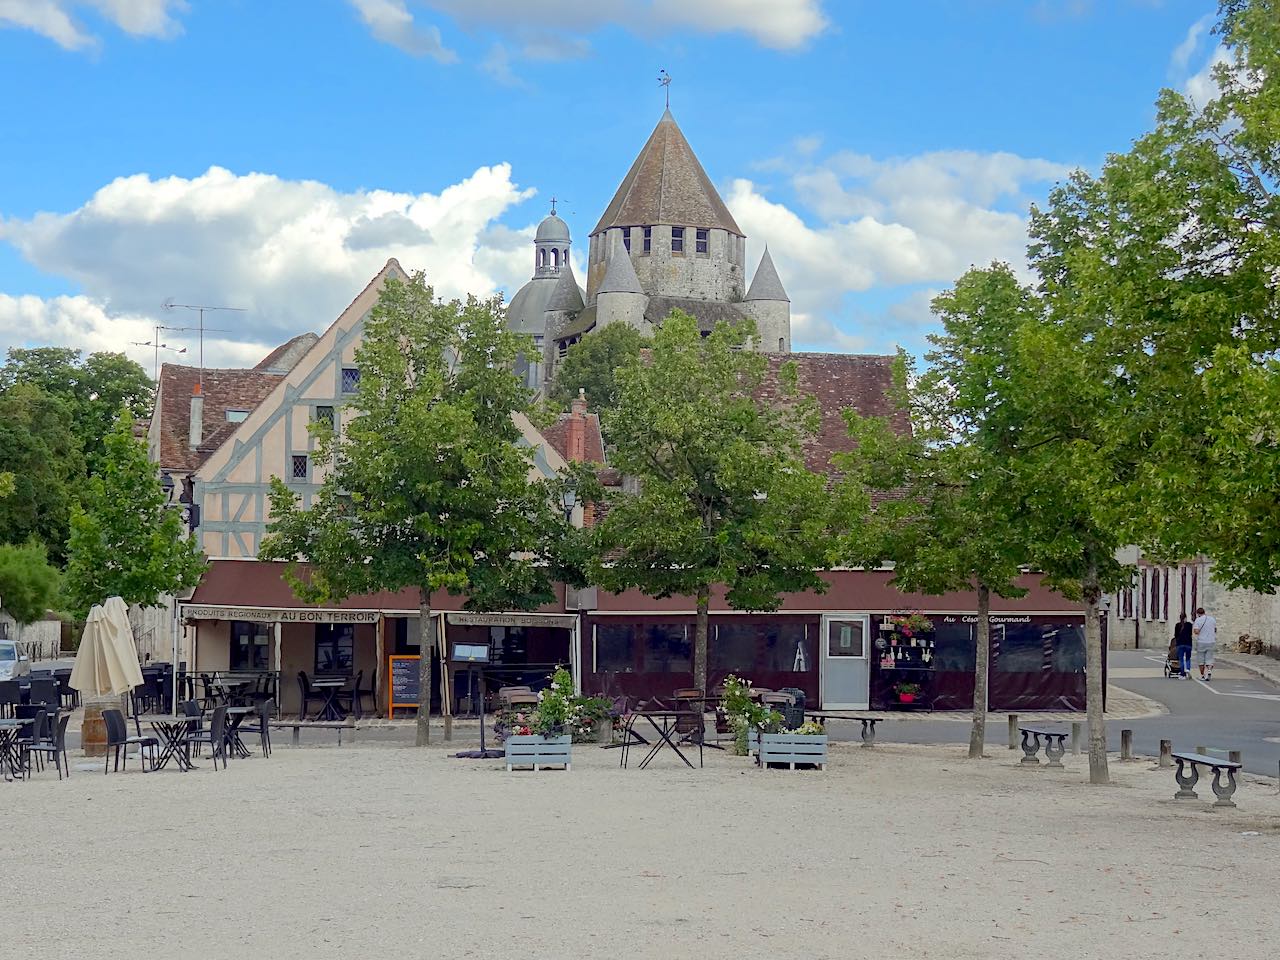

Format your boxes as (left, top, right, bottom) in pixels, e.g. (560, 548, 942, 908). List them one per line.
(696, 229, 709, 256)
(225, 409, 249, 423)
(671, 227, 685, 254)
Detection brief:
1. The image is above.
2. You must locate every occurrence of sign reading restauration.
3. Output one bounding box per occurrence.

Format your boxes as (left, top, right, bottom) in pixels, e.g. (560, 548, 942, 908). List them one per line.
(182, 606, 381, 624)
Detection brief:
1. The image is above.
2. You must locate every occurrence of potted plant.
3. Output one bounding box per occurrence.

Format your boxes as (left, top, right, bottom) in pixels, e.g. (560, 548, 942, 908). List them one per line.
(894, 681, 922, 704)
(504, 666, 574, 771)
(760, 719, 828, 770)
(720, 674, 786, 756)
(886, 612, 935, 639)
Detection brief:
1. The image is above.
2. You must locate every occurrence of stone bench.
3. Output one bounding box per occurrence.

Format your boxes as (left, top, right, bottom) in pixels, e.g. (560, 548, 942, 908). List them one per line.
(1172, 751, 1242, 807)
(271, 720, 355, 747)
(1018, 726, 1068, 768)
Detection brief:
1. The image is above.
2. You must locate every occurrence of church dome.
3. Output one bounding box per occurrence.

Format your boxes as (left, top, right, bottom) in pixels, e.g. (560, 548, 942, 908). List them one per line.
(506, 276, 558, 336)
(536, 212, 571, 243)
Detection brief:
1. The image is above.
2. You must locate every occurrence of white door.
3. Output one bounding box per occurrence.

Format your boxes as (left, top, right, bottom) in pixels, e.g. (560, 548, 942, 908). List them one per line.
(821, 614, 870, 709)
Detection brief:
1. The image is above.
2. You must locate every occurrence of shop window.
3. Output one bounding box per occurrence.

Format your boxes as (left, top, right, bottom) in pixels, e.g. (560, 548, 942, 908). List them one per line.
(671, 227, 685, 254)
(994, 621, 1085, 674)
(596, 623, 635, 672)
(230, 621, 269, 670)
(595, 622, 690, 673)
(315, 623, 355, 674)
(714, 621, 813, 673)
(931, 621, 976, 672)
(696, 228, 709, 256)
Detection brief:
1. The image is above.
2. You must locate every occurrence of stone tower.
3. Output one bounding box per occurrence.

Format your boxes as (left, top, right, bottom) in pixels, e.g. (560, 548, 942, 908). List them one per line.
(508, 203, 582, 390)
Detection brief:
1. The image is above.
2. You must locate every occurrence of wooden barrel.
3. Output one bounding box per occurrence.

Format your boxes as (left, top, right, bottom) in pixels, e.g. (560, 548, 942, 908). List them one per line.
(81, 701, 108, 757)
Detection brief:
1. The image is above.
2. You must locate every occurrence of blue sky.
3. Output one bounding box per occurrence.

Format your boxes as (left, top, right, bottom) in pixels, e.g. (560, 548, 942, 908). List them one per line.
(0, 0, 1223, 368)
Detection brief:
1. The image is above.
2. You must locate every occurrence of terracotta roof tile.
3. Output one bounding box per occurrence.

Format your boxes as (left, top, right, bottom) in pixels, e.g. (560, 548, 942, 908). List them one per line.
(541, 411, 605, 464)
(155, 364, 283, 473)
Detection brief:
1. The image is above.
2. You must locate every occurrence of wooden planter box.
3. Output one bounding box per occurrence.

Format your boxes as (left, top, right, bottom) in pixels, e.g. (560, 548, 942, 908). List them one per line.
(759, 733, 828, 770)
(504, 734, 572, 772)
(747, 728, 760, 755)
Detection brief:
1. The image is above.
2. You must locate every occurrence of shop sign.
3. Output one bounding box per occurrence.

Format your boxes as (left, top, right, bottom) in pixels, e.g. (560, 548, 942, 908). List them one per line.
(182, 605, 379, 624)
(445, 612, 576, 627)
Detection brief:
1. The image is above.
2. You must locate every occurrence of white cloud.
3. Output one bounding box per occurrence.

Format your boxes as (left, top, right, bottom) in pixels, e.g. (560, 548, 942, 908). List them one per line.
(0, 0, 185, 50)
(0, 164, 540, 369)
(1170, 13, 1214, 73)
(1185, 44, 1230, 106)
(347, 0, 456, 61)
(348, 0, 827, 64)
(791, 311, 870, 353)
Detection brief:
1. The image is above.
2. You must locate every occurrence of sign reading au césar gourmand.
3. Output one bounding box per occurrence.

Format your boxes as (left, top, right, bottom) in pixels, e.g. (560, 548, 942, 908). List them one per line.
(388, 656, 421, 718)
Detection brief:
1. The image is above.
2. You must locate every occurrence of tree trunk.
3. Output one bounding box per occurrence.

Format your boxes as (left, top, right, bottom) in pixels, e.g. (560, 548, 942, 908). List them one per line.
(968, 582, 990, 759)
(415, 590, 432, 747)
(694, 585, 710, 693)
(1083, 556, 1109, 784)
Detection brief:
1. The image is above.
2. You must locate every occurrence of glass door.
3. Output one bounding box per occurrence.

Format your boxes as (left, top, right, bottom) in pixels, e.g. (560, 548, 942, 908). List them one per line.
(821, 614, 869, 709)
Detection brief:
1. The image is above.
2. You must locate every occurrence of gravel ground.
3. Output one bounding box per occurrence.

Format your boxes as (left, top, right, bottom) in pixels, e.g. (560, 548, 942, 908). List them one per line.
(8, 740, 1279, 959)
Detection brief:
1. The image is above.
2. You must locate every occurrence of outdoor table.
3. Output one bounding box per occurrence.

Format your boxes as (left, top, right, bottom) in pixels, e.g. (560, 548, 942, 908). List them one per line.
(224, 706, 257, 758)
(148, 716, 199, 772)
(627, 710, 697, 770)
(0, 717, 28, 782)
(309, 678, 349, 721)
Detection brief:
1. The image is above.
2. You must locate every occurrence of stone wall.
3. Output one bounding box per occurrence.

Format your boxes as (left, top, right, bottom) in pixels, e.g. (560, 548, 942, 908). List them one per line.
(0, 611, 62, 661)
(587, 226, 745, 304)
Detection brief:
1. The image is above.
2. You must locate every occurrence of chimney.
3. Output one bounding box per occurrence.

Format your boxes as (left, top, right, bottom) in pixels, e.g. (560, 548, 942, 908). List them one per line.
(568, 389, 588, 463)
(188, 382, 203, 450)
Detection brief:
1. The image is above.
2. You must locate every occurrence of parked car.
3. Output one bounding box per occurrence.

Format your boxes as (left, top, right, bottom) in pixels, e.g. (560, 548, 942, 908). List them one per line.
(0, 640, 30, 681)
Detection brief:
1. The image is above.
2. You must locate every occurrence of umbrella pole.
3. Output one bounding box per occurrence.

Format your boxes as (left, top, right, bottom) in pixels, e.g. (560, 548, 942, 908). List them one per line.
(171, 603, 180, 716)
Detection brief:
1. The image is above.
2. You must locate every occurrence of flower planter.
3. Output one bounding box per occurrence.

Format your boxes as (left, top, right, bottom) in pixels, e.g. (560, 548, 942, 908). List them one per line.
(504, 734, 572, 772)
(747, 727, 760, 755)
(759, 733, 828, 770)
(897, 693, 917, 704)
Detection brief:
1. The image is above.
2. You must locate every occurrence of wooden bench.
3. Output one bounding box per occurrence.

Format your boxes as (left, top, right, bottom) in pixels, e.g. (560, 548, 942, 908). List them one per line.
(1018, 726, 1068, 768)
(1172, 751, 1242, 807)
(806, 711, 880, 747)
(271, 720, 355, 747)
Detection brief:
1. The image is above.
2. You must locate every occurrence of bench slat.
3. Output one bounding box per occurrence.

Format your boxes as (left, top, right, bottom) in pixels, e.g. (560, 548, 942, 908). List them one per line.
(1172, 752, 1241, 768)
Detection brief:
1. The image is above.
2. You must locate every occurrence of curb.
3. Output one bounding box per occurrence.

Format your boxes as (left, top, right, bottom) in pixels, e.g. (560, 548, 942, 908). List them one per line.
(1217, 653, 1280, 689)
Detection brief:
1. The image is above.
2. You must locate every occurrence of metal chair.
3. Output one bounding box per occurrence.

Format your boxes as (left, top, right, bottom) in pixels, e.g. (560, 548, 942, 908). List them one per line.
(187, 705, 228, 770)
(27, 678, 58, 708)
(13, 708, 48, 779)
(0, 679, 19, 718)
(351, 670, 376, 719)
(101, 708, 156, 774)
(26, 713, 70, 779)
(296, 672, 326, 721)
(254, 699, 273, 757)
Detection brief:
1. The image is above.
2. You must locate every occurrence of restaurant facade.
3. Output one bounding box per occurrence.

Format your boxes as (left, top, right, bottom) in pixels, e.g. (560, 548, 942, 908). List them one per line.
(177, 560, 1097, 717)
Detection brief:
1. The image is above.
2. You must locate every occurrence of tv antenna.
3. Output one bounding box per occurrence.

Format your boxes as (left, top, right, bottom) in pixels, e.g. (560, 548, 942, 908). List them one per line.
(130, 331, 188, 381)
(658, 69, 672, 109)
(162, 300, 244, 392)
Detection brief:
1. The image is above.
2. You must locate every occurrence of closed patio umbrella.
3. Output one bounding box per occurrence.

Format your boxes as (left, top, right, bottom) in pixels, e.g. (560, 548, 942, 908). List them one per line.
(70, 598, 144, 756)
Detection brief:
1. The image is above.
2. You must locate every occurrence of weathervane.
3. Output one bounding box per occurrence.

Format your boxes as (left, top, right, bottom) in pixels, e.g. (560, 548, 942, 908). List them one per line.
(658, 69, 672, 108)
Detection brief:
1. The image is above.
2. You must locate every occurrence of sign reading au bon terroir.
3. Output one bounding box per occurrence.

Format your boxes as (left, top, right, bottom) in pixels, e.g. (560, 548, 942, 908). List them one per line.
(183, 606, 380, 624)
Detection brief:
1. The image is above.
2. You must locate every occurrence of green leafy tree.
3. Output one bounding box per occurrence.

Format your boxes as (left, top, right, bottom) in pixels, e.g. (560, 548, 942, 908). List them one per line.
(0, 473, 13, 498)
(64, 411, 206, 615)
(0, 542, 60, 625)
(926, 265, 1129, 784)
(841, 350, 1028, 758)
(1, 347, 153, 476)
(1025, 0, 1280, 593)
(548, 323, 648, 423)
(0, 384, 84, 563)
(589, 311, 848, 693)
(260, 273, 569, 746)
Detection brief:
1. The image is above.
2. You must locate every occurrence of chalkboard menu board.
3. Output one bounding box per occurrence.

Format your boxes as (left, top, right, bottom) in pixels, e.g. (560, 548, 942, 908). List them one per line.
(388, 655, 421, 716)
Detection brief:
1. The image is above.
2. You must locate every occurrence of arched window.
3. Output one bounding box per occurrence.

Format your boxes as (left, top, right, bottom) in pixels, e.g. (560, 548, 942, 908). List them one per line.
(538, 249, 546, 268)
(778, 337, 785, 352)
(552, 249, 560, 268)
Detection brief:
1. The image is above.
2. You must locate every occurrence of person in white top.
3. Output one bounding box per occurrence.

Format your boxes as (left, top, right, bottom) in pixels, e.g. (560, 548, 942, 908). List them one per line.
(1192, 606, 1217, 681)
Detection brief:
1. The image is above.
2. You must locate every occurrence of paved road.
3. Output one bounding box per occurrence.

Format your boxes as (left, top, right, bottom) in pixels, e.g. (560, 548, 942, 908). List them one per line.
(825, 649, 1280, 777)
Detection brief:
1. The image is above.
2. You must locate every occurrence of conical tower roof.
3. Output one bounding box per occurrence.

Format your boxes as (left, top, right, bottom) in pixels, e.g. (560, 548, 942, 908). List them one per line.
(746, 247, 789, 302)
(547, 261, 585, 312)
(596, 235, 644, 295)
(592, 109, 743, 237)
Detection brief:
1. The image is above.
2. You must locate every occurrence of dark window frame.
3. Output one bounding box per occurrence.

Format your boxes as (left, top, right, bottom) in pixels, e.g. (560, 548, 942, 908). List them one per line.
(341, 367, 361, 393)
(291, 454, 309, 480)
(671, 226, 685, 254)
(695, 228, 709, 256)
(230, 620, 270, 670)
(314, 623, 355, 675)
(642, 226, 652, 255)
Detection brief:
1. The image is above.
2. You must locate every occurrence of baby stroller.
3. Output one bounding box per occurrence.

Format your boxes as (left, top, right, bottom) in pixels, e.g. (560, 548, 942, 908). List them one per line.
(1163, 639, 1187, 678)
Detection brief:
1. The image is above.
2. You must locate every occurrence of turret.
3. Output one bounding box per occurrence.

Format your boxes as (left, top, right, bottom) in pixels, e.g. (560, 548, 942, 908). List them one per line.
(594, 234, 649, 333)
(745, 247, 791, 353)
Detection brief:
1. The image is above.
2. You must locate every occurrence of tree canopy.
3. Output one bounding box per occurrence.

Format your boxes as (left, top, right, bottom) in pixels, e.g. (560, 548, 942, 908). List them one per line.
(0, 542, 60, 626)
(63, 411, 206, 616)
(260, 273, 571, 745)
(547, 322, 648, 423)
(589, 311, 847, 692)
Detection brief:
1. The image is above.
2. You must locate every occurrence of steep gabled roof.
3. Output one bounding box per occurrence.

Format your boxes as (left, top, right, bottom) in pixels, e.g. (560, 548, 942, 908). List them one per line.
(597, 237, 644, 295)
(592, 109, 743, 236)
(255, 332, 320, 372)
(546, 261, 585, 312)
(541, 412, 606, 465)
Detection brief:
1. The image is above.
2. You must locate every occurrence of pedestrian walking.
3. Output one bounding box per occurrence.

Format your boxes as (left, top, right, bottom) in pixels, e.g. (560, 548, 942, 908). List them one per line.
(1192, 606, 1217, 681)
(1173, 613, 1193, 679)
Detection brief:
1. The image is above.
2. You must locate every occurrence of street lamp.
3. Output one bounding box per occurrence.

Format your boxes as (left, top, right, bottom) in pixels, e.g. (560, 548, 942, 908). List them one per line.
(160, 471, 175, 502)
(561, 484, 578, 523)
